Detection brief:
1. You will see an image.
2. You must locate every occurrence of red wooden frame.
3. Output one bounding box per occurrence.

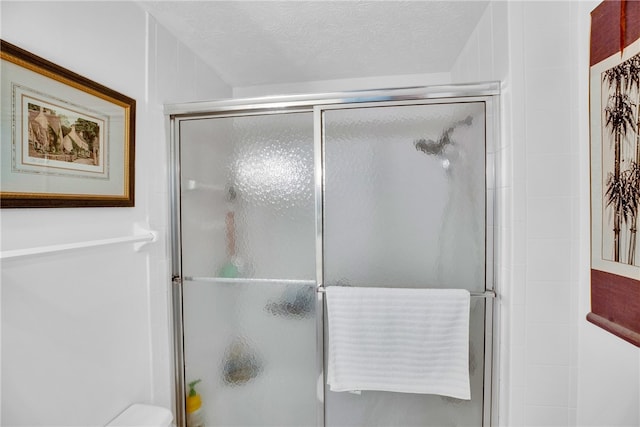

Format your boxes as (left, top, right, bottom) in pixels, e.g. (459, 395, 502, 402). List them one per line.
(588, 0, 640, 347)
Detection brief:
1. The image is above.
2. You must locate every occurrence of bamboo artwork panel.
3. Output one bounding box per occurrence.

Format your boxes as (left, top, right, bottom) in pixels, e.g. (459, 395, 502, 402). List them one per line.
(589, 0, 640, 347)
(600, 51, 640, 267)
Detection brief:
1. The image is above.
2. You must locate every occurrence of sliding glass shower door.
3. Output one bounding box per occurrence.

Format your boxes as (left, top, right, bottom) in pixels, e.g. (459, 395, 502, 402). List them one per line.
(170, 85, 497, 427)
(177, 112, 319, 427)
(322, 101, 489, 426)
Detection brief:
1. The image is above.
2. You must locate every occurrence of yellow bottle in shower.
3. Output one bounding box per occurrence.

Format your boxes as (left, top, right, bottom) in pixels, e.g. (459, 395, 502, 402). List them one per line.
(186, 379, 205, 427)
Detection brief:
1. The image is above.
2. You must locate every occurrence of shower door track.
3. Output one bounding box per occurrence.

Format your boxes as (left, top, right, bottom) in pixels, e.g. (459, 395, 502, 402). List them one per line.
(164, 83, 499, 117)
(315, 285, 497, 299)
(167, 82, 500, 427)
(183, 277, 497, 298)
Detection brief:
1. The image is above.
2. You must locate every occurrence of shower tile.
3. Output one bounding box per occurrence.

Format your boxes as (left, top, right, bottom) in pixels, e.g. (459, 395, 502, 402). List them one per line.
(509, 385, 525, 427)
(526, 239, 571, 282)
(510, 343, 526, 387)
(569, 367, 578, 408)
(523, 15, 572, 71)
(524, 405, 569, 427)
(525, 323, 570, 366)
(496, 263, 510, 298)
(504, 144, 514, 188)
(512, 141, 526, 190)
(511, 264, 526, 306)
(525, 154, 574, 197)
(522, 0, 572, 33)
(569, 198, 582, 243)
(525, 108, 572, 155)
(495, 145, 512, 190)
(497, 86, 511, 145)
(525, 365, 570, 407)
(525, 281, 571, 325)
(524, 67, 571, 113)
(568, 407, 577, 427)
(511, 304, 526, 348)
(496, 226, 512, 284)
(526, 197, 572, 240)
(512, 219, 527, 266)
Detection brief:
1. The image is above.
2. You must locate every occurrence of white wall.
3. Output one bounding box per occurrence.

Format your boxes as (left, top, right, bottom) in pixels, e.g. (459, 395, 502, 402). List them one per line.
(453, 1, 640, 426)
(0, 1, 231, 425)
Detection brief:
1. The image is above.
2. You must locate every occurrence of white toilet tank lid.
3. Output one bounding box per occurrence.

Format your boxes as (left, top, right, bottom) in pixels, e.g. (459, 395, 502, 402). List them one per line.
(106, 404, 173, 427)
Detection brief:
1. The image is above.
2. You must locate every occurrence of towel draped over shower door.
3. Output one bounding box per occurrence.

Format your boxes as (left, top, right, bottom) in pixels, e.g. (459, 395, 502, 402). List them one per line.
(325, 286, 471, 400)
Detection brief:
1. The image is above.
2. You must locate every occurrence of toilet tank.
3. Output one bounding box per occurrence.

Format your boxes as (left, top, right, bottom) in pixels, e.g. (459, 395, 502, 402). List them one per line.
(106, 404, 173, 427)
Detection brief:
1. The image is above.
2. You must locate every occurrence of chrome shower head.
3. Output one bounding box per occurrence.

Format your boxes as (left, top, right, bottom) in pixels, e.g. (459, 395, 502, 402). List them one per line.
(413, 115, 473, 157)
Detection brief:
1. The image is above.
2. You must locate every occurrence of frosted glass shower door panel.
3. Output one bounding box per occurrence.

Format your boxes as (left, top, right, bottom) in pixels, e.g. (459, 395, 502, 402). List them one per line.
(323, 102, 486, 291)
(179, 113, 316, 280)
(183, 279, 317, 426)
(179, 112, 317, 426)
(322, 102, 487, 427)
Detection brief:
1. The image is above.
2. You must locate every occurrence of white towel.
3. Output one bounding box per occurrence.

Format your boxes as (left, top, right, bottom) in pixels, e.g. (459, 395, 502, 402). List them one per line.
(325, 286, 471, 400)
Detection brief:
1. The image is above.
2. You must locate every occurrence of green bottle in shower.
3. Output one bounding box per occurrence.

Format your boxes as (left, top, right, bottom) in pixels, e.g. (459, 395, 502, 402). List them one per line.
(219, 211, 240, 278)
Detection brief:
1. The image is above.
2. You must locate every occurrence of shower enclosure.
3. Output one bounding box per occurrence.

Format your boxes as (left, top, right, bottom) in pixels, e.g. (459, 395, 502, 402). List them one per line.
(167, 84, 499, 427)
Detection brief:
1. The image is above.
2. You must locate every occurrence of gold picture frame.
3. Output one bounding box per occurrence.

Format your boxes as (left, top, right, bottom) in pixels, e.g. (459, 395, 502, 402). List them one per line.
(0, 39, 135, 208)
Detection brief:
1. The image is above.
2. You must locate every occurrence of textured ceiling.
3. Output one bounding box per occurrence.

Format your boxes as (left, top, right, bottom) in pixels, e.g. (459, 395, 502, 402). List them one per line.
(139, 1, 489, 88)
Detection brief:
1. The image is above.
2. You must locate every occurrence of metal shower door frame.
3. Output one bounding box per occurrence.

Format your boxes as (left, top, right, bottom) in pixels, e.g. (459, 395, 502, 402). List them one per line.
(166, 82, 500, 427)
(315, 95, 499, 427)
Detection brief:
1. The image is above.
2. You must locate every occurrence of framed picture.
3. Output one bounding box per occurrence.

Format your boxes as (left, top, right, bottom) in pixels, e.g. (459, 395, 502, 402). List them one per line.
(589, 0, 640, 347)
(0, 39, 135, 208)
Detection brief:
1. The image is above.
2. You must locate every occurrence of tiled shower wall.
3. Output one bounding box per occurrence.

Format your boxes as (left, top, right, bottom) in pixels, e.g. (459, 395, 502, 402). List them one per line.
(452, 1, 581, 425)
(453, 1, 639, 426)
